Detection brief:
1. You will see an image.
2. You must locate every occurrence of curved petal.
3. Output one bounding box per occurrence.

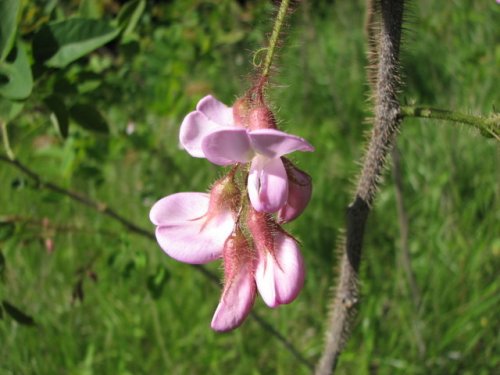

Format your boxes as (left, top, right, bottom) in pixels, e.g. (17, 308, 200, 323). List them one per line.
(211, 263, 256, 332)
(179, 111, 227, 158)
(278, 162, 312, 223)
(149, 192, 209, 226)
(255, 232, 305, 307)
(155, 209, 234, 264)
(249, 129, 314, 158)
(196, 95, 234, 126)
(248, 156, 288, 213)
(202, 128, 254, 166)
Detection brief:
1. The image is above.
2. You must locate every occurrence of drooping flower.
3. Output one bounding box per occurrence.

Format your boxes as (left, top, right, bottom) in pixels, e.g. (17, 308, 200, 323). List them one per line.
(151, 95, 312, 332)
(247, 208, 305, 308)
(277, 158, 313, 223)
(149, 175, 239, 264)
(211, 230, 257, 332)
(179, 95, 314, 213)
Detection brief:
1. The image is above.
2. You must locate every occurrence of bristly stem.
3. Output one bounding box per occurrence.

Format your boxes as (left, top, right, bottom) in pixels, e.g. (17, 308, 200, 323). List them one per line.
(400, 105, 500, 141)
(1, 121, 15, 160)
(316, 0, 405, 374)
(262, 0, 290, 79)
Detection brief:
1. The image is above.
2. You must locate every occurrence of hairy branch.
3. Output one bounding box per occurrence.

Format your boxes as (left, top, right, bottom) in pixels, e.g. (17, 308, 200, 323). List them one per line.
(400, 105, 500, 141)
(315, 1, 405, 374)
(0, 154, 313, 371)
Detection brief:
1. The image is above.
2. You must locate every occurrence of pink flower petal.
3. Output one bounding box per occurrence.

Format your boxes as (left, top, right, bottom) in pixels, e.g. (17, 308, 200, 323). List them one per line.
(154, 209, 234, 264)
(211, 262, 256, 332)
(278, 162, 312, 223)
(201, 128, 254, 166)
(196, 95, 233, 126)
(249, 129, 314, 158)
(255, 232, 305, 307)
(149, 192, 209, 226)
(179, 111, 227, 158)
(248, 156, 288, 213)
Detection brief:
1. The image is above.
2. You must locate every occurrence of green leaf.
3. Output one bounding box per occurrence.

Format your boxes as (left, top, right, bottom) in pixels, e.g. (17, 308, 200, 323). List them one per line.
(69, 104, 109, 133)
(0, 0, 20, 61)
(0, 43, 33, 100)
(1, 300, 35, 326)
(116, 0, 146, 39)
(44, 94, 69, 138)
(78, 0, 103, 19)
(0, 97, 23, 122)
(32, 18, 120, 68)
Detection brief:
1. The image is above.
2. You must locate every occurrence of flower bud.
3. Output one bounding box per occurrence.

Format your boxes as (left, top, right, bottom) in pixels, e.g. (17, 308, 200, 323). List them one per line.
(248, 106, 277, 130)
(232, 98, 250, 127)
(211, 230, 257, 332)
(278, 159, 312, 223)
(207, 173, 241, 215)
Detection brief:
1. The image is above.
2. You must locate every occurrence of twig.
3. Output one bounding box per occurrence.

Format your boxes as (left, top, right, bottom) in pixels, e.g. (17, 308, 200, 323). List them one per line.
(400, 105, 500, 141)
(0, 154, 313, 371)
(315, 1, 405, 374)
(0, 214, 119, 238)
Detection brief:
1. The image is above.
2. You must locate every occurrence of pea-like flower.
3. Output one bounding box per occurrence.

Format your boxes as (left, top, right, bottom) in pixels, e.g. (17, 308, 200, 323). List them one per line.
(180, 95, 314, 213)
(149, 176, 238, 264)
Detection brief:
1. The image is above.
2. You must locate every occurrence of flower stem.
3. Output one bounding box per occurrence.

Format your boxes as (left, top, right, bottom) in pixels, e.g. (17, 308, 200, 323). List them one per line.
(261, 0, 290, 79)
(400, 105, 500, 141)
(1, 121, 15, 160)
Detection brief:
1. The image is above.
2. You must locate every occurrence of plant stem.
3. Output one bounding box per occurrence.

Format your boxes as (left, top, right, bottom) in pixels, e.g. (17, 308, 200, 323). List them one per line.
(1, 121, 15, 160)
(316, 0, 405, 373)
(262, 0, 290, 79)
(400, 105, 500, 141)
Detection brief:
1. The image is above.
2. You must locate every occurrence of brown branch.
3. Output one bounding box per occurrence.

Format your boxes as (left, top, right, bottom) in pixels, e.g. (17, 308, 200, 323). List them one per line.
(315, 1, 405, 374)
(0, 154, 313, 371)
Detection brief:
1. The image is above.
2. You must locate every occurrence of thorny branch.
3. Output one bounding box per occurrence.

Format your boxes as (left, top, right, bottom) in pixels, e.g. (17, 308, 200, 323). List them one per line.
(0, 154, 314, 371)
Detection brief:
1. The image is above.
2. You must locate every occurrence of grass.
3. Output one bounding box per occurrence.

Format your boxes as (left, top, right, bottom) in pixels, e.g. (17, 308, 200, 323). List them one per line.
(1, 0, 499, 374)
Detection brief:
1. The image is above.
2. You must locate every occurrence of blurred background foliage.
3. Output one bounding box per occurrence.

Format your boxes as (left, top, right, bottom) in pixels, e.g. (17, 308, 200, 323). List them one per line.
(0, 0, 498, 374)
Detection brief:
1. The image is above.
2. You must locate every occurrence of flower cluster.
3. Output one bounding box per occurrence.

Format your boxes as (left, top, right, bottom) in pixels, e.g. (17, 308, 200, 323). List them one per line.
(150, 95, 313, 331)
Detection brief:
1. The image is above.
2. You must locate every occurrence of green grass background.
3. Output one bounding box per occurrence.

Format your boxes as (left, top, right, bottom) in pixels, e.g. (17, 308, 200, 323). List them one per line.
(1, 0, 499, 374)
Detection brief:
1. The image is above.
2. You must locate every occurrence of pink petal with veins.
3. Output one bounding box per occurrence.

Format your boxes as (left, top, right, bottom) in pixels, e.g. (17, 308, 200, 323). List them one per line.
(201, 128, 254, 166)
(249, 129, 314, 158)
(179, 111, 227, 158)
(196, 95, 234, 126)
(150, 192, 235, 264)
(149, 192, 209, 225)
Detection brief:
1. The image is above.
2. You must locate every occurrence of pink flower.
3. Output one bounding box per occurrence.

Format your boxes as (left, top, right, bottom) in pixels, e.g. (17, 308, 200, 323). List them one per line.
(247, 209, 305, 308)
(180, 96, 314, 213)
(212, 210, 305, 331)
(211, 231, 257, 332)
(149, 176, 238, 264)
(277, 158, 313, 223)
